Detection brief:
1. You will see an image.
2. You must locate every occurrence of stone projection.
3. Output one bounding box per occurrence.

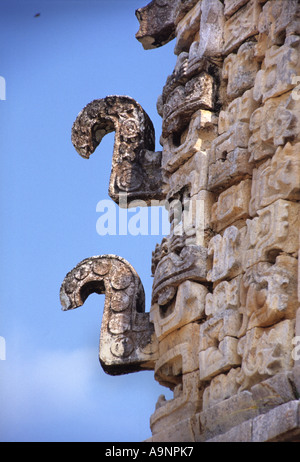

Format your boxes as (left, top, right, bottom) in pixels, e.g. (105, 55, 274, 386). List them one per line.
(60, 0, 300, 442)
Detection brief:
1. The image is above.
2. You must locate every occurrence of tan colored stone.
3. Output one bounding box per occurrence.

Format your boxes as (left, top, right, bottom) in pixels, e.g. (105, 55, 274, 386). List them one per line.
(209, 91, 258, 178)
(208, 147, 253, 192)
(60, 255, 158, 375)
(203, 368, 241, 410)
(177, 190, 215, 247)
(237, 319, 295, 390)
(150, 416, 198, 442)
(254, 36, 300, 104)
(162, 108, 216, 174)
(174, 1, 201, 55)
(249, 142, 300, 217)
(224, 0, 249, 18)
(150, 371, 202, 437)
(223, 0, 261, 54)
(207, 226, 246, 283)
(249, 91, 300, 163)
(205, 275, 241, 318)
(162, 72, 216, 138)
(151, 237, 208, 305)
(206, 419, 252, 442)
(199, 310, 242, 351)
(155, 323, 200, 388)
(71, 96, 163, 206)
(251, 372, 297, 414)
(218, 88, 259, 135)
(199, 390, 258, 439)
(244, 199, 300, 269)
(211, 179, 251, 232)
(197, 0, 225, 59)
(150, 280, 208, 341)
(239, 255, 298, 336)
(163, 152, 209, 198)
(199, 316, 242, 381)
(256, 0, 300, 59)
(223, 41, 259, 100)
(210, 122, 250, 163)
(252, 400, 300, 442)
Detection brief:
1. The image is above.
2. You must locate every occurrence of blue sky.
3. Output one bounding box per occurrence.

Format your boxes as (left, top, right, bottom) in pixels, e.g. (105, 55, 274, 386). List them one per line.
(0, 0, 176, 442)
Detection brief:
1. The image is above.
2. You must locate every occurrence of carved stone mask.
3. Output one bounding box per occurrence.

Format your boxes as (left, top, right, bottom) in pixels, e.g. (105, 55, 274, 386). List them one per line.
(135, 0, 177, 49)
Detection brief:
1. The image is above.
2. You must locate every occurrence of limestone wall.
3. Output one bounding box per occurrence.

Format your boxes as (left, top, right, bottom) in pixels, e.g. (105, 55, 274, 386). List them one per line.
(143, 0, 300, 442)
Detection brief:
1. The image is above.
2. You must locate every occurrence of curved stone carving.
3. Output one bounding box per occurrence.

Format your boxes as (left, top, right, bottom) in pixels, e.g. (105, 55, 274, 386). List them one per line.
(60, 255, 158, 375)
(71, 95, 163, 206)
(135, 0, 199, 50)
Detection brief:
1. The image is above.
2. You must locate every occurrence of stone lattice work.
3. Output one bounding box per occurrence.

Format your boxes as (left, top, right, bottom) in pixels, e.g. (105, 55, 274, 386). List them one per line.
(60, 0, 300, 442)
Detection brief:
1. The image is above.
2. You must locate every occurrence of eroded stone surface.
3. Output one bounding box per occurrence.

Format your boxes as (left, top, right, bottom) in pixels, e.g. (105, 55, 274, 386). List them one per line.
(60, 255, 158, 374)
(62, 0, 300, 443)
(72, 96, 163, 206)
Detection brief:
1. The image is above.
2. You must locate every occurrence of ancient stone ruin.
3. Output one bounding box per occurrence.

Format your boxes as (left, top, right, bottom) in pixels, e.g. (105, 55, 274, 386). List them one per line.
(60, 0, 300, 442)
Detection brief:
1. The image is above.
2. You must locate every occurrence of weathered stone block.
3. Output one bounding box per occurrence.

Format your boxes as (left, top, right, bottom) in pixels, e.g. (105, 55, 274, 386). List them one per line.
(162, 72, 216, 138)
(150, 371, 202, 438)
(60, 255, 158, 375)
(205, 275, 241, 318)
(155, 323, 200, 388)
(224, 0, 250, 18)
(206, 419, 252, 442)
(218, 88, 259, 135)
(199, 390, 258, 439)
(210, 122, 250, 164)
(249, 142, 300, 216)
(200, 310, 242, 351)
(244, 200, 300, 269)
(223, 41, 259, 100)
(252, 400, 300, 442)
(207, 226, 245, 283)
(174, 1, 201, 55)
(210, 179, 251, 232)
(150, 280, 208, 341)
(249, 91, 300, 163)
(251, 372, 297, 414)
(162, 108, 216, 175)
(203, 368, 241, 410)
(152, 240, 208, 305)
(257, 0, 300, 59)
(197, 0, 225, 59)
(71, 95, 163, 206)
(135, 0, 177, 50)
(239, 255, 298, 335)
(199, 335, 241, 381)
(254, 36, 300, 103)
(208, 147, 253, 192)
(237, 319, 295, 390)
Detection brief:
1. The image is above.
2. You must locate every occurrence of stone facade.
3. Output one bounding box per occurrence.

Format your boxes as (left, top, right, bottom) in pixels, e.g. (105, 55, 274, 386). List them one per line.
(60, 0, 300, 442)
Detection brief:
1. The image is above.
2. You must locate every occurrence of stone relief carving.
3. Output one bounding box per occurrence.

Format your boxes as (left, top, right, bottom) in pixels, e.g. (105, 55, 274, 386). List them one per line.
(71, 95, 163, 206)
(151, 233, 207, 306)
(61, 0, 300, 443)
(237, 319, 295, 391)
(60, 255, 157, 375)
(249, 142, 300, 216)
(135, 0, 199, 50)
(238, 256, 298, 336)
